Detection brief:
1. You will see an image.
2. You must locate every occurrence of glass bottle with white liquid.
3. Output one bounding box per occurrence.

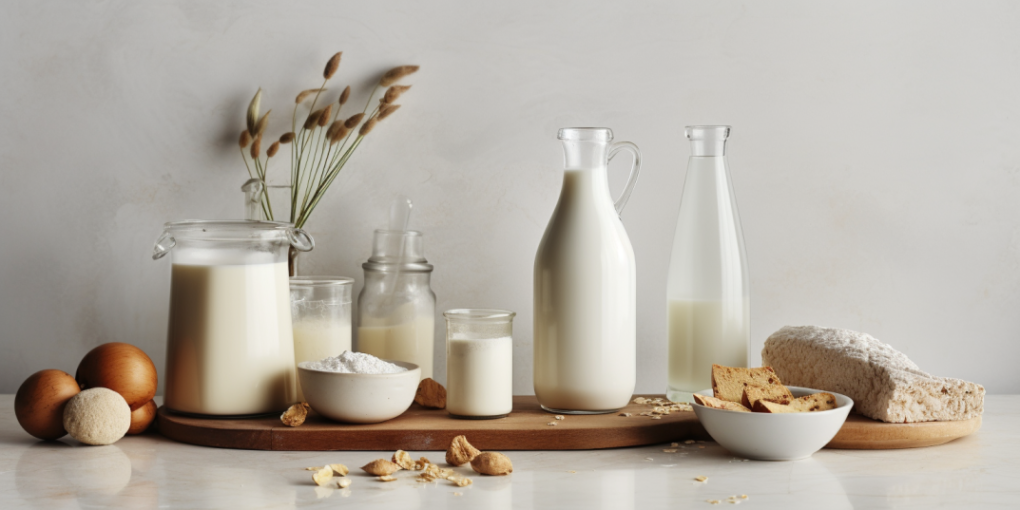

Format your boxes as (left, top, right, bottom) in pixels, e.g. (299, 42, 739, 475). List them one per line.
(666, 126, 750, 403)
(534, 127, 641, 414)
(357, 228, 435, 379)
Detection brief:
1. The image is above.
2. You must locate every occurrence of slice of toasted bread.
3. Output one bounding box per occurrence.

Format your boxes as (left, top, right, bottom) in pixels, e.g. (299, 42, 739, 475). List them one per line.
(711, 365, 785, 403)
(741, 383, 794, 409)
(693, 393, 752, 413)
(752, 392, 838, 413)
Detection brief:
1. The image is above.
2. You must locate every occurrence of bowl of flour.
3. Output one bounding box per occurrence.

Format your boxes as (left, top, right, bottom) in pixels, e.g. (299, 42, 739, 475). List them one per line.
(298, 351, 420, 424)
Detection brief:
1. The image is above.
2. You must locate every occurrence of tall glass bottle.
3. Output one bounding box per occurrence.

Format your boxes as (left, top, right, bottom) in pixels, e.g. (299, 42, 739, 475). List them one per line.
(666, 125, 749, 403)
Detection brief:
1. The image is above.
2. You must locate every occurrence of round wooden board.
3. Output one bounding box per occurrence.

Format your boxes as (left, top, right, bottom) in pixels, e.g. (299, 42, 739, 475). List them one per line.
(825, 414, 982, 449)
(156, 395, 710, 451)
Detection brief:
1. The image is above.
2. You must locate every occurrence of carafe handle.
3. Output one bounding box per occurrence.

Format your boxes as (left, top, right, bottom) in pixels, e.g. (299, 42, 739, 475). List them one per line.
(152, 230, 175, 260)
(288, 227, 315, 252)
(608, 141, 641, 215)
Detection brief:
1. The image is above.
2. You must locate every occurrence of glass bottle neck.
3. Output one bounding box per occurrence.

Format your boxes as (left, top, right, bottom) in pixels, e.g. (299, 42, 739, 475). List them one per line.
(686, 125, 730, 157)
(562, 140, 608, 170)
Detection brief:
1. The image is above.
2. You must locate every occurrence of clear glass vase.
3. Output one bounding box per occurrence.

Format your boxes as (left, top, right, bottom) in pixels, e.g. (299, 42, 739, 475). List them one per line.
(242, 179, 300, 275)
(666, 125, 750, 403)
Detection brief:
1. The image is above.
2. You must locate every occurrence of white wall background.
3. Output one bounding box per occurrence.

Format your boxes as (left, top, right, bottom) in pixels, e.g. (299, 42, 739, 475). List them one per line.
(1, 1, 1018, 395)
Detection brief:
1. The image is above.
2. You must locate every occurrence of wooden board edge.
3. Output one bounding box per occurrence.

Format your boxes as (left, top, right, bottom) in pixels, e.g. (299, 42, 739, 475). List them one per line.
(156, 406, 275, 450)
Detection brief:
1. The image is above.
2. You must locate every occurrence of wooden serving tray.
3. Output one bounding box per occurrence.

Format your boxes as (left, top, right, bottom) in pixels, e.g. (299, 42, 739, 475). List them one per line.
(826, 414, 982, 449)
(156, 395, 710, 451)
(156, 395, 982, 452)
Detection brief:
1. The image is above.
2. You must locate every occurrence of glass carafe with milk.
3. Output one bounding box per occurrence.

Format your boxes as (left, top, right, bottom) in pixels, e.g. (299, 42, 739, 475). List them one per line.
(357, 200, 435, 379)
(666, 125, 750, 402)
(534, 127, 641, 414)
(152, 220, 314, 416)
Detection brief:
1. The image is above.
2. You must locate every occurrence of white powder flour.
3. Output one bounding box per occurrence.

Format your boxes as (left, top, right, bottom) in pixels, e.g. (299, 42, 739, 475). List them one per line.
(300, 350, 407, 374)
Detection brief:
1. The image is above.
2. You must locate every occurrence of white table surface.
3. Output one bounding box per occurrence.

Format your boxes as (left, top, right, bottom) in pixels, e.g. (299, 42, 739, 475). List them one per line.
(1, 395, 1016, 509)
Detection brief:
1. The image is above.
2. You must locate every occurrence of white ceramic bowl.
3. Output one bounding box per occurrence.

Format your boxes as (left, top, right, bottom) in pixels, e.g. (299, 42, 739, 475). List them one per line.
(692, 386, 853, 461)
(297, 361, 421, 424)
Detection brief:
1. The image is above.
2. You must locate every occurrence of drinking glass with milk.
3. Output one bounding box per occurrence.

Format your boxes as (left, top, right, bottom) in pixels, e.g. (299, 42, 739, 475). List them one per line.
(533, 127, 641, 414)
(290, 276, 353, 401)
(666, 126, 750, 403)
(357, 224, 435, 380)
(444, 309, 515, 419)
(152, 220, 314, 416)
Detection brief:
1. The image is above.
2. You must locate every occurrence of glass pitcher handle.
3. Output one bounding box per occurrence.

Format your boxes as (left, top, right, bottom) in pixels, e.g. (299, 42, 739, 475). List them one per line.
(152, 230, 175, 260)
(608, 141, 641, 215)
(288, 227, 315, 252)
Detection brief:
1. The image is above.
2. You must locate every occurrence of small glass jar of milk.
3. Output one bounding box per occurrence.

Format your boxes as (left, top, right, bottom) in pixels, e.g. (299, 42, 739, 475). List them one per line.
(290, 277, 353, 401)
(444, 309, 515, 419)
(357, 229, 436, 379)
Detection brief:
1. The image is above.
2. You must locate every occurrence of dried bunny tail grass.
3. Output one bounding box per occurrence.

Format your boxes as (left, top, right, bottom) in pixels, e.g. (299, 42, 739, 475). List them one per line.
(338, 85, 351, 106)
(239, 130, 252, 149)
(318, 104, 333, 127)
(358, 115, 378, 136)
(378, 104, 401, 120)
(327, 121, 349, 145)
(296, 88, 326, 104)
(246, 88, 263, 135)
(250, 134, 262, 158)
(255, 110, 271, 136)
(381, 85, 411, 104)
(279, 132, 296, 144)
(325, 120, 343, 142)
(379, 65, 419, 87)
(267, 141, 280, 158)
(304, 109, 324, 130)
(344, 113, 365, 129)
(324, 52, 342, 79)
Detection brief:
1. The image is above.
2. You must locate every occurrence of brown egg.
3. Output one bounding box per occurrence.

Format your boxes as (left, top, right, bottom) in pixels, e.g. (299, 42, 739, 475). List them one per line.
(76, 343, 157, 410)
(127, 399, 157, 435)
(15, 369, 81, 440)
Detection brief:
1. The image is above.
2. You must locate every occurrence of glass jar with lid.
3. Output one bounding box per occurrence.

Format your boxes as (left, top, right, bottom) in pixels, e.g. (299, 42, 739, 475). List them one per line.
(357, 229, 436, 379)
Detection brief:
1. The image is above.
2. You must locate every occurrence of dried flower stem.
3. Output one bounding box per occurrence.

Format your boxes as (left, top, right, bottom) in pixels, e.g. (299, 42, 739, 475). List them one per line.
(242, 53, 416, 227)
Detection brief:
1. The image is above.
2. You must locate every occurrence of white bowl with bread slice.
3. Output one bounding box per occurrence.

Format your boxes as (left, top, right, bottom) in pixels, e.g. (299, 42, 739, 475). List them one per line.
(691, 365, 853, 461)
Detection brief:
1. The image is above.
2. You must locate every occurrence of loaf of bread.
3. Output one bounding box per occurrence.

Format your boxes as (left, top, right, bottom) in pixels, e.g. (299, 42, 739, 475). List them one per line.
(761, 325, 984, 423)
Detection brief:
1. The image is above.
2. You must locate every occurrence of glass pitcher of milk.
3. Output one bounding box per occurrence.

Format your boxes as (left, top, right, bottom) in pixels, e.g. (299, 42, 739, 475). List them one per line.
(152, 220, 314, 416)
(533, 127, 641, 414)
(666, 126, 750, 403)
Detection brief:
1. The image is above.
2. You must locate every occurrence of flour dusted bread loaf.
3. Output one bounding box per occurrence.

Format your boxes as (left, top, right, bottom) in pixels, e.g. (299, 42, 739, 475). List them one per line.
(761, 326, 983, 423)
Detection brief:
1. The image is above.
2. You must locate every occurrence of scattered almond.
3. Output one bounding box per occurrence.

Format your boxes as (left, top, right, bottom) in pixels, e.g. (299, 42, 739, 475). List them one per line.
(281, 402, 309, 427)
(336, 478, 351, 489)
(446, 435, 481, 466)
(619, 412, 633, 417)
(547, 421, 557, 426)
(695, 475, 708, 482)
(377, 475, 397, 482)
(414, 378, 447, 409)
(554, 415, 564, 420)
(471, 452, 513, 476)
(362, 459, 400, 476)
(329, 463, 348, 476)
(393, 450, 415, 470)
(452, 476, 473, 487)
(312, 466, 333, 486)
